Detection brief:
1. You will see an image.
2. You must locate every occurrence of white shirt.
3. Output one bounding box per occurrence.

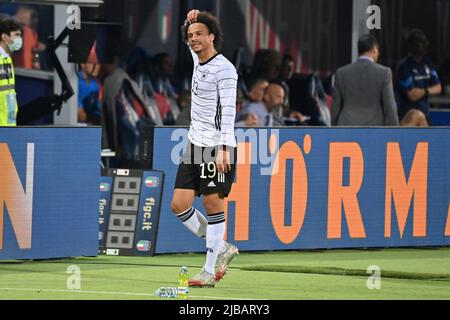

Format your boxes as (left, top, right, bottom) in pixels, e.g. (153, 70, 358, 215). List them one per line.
(238, 101, 272, 126)
(188, 47, 238, 148)
(0, 45, 9, 59)
(358, 55, 374, 63)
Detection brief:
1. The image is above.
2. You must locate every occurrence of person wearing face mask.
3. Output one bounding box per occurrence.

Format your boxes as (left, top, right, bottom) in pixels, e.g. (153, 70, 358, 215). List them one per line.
(395, 29, 442, 126)
(0, 19, 22, 126)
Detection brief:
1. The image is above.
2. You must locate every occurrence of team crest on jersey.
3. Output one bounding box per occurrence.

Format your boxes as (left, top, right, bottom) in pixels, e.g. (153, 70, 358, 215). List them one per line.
(200, 70, 210, 80)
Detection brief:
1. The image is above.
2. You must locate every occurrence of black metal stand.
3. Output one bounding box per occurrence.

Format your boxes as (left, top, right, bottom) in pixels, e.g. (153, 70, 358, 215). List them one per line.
(17, 27, 75, 125)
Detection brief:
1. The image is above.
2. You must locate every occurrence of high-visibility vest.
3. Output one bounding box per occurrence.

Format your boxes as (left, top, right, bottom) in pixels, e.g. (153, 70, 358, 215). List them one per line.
(0, 54, 17, 126)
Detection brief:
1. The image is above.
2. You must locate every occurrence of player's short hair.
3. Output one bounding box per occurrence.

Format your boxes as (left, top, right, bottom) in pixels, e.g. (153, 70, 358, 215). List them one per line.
(357, 34, 379, 55)
(181, 11, 223, 51)
(0, 18, 22, 38)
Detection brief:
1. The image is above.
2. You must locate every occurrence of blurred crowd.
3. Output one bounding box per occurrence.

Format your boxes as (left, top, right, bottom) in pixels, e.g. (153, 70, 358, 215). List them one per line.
(80, 47, 333, 129)
(69, 27, 449, 165)
(1, 5, 448, 165)
(74, 46, 327, 165)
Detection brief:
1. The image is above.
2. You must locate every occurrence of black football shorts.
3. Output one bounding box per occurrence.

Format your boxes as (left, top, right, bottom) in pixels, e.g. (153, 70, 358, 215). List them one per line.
(174, 141, 237, 197)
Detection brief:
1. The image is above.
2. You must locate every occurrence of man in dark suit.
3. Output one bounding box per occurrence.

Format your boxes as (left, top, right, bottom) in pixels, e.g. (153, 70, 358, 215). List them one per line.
(331, 34, 399, 126)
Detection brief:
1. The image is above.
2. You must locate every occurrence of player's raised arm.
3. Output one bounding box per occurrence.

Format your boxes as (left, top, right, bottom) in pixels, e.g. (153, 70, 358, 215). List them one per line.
(187, 9, 200, 23)
(181, 10, 200, 62)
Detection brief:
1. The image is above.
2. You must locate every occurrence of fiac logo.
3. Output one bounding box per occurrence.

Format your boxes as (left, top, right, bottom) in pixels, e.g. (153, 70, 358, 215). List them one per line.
(0, 144, 34, 250)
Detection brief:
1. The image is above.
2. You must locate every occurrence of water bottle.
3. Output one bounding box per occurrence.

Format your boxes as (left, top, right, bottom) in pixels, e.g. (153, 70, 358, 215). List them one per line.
(178, 266, 189, 299)
(155, 287, 178, 298)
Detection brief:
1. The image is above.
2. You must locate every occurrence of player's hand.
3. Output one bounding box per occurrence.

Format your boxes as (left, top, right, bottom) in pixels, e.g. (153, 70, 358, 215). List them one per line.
(187, 9, 200, 23)
(216, 148, 231, 174)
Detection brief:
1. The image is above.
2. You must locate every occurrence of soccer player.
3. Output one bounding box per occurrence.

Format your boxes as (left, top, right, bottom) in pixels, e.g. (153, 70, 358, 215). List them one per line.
(170, 9, 239, 288)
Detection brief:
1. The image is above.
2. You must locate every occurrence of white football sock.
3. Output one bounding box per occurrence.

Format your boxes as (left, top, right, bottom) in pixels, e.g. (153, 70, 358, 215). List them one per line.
(176, 207, 207, 238)
(177, 207, 227, 254)
(204, 212, 226, 274)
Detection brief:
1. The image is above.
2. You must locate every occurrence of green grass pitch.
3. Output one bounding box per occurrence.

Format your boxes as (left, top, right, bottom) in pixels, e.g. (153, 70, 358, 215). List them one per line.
(1, 247, 449, 300)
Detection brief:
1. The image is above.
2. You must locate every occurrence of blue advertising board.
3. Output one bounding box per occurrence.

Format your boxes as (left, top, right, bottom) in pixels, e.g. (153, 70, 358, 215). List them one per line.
(152, 127, 450, 253)
(0, 127, 101, 260)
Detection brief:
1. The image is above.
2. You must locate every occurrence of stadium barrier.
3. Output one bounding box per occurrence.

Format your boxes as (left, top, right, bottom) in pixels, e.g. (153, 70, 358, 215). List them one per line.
(0, 127, 101, 260)
(153, 127, 450, 253)
(430, 109, 450, 126)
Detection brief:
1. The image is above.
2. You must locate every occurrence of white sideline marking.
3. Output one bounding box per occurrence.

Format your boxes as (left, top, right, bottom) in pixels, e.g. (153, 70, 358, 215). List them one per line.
(0, 287, 266, 300)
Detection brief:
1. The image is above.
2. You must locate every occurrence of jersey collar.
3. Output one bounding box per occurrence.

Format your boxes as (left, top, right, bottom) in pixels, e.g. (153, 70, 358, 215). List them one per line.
(199, 53, 220, 66)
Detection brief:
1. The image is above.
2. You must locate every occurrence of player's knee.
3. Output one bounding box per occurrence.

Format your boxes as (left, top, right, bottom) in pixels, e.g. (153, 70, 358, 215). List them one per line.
(170, 199, 187, 215)
(203, 197, 223, 214)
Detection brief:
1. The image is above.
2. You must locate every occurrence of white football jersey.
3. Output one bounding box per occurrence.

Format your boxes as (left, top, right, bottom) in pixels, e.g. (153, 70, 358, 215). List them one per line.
(188, 47, 238, 148)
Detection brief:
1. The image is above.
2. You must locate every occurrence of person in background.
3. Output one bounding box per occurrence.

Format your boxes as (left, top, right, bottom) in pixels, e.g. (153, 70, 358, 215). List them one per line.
(127, 46, 155, 99)
(77, 63, 103, 125)
(278, 54, 295, 116)
(331, 34, 399, 126)
(150, 52, 180, 124)
(151, 52, 178, 99)
(236, 78, 268, 124)
(175, 90, 192, 125)
(237, 81, 304, 127)
(236, 112, 259, 127)
(251, 48, 282, 81)
(0, 19, 22, 126)
(13, 5, 46, 70)
(243, 78, 269, 106)
(395, 29, 442, 126)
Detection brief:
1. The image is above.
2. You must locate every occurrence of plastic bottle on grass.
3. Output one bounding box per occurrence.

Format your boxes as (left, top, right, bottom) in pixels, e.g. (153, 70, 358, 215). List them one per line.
(178, 266, 189, 299)
(155, 287, 178, 298)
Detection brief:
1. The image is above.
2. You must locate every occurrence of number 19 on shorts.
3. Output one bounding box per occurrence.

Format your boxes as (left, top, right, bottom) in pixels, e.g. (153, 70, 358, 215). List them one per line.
(200, 162, 225, 183)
